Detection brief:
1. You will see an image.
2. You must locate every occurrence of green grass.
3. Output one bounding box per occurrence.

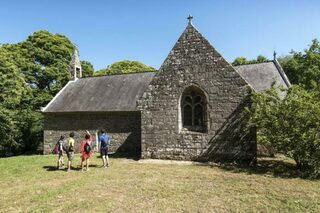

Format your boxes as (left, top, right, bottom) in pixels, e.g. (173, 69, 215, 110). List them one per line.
(0, 154, 320, 212)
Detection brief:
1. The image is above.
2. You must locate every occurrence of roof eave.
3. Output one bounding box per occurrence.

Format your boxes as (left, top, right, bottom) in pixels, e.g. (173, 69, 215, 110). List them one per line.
(41, 78, 78, 113)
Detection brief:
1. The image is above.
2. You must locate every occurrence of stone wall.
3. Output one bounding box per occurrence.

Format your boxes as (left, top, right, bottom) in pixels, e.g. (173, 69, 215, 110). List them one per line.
(138, 24, 256, 163)
(43, 112, 141, 155)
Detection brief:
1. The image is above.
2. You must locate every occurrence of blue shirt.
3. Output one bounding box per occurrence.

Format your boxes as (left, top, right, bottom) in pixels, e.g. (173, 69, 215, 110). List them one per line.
(98, 133, 110, 149)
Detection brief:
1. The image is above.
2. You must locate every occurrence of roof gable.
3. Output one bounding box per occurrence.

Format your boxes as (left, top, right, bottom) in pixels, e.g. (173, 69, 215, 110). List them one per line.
(156, 23, 249, 87)
(138, 23, 250, 103)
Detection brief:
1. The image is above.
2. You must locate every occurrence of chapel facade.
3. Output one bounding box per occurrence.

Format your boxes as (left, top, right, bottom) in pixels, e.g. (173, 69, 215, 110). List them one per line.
(42, 18, 290, 163)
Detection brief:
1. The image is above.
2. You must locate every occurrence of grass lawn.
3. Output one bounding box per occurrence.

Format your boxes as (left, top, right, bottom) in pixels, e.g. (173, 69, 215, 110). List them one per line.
(0, 154, 320, 212)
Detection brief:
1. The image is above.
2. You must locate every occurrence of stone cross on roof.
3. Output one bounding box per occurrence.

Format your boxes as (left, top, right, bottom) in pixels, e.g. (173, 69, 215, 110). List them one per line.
(187, 15, 193, 24)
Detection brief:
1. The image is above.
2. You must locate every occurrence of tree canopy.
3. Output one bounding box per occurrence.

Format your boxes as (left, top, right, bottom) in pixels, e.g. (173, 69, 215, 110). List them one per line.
(0, 30, 84, 156)
(81, 60, 94, 78)
(231, 55, 269, 66)
(95, 60, 155, 76)
(278, 39, 320, 90)
(0, 49, 30, 109)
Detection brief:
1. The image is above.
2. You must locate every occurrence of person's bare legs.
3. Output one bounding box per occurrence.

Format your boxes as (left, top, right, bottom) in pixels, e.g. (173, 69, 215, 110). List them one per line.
(81, 159, 85, 171)
(106, 155, 110, 167)
(86, 159, 90, 171)
(68, 160, 71, 171)
(102, 155, 106, 167)
(57, 155, 63, 169)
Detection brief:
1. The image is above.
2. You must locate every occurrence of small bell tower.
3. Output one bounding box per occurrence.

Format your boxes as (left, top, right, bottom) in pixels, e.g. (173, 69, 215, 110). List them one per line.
(70, 49, 82, 80)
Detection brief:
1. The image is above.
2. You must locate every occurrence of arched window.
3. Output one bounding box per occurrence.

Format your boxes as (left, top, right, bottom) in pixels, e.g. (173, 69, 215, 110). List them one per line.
(181, 86, 207, 132)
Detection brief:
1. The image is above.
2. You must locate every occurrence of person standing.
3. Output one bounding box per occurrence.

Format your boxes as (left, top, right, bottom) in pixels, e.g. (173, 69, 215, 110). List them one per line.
(67, 132, 75, 172)
(80, 130, 93, 171)
(57, 136, 66, 169)
(98, 129, 111, 168)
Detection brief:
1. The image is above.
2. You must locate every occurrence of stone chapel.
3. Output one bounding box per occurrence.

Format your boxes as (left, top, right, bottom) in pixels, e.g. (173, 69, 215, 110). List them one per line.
(42, 17, 290, 163)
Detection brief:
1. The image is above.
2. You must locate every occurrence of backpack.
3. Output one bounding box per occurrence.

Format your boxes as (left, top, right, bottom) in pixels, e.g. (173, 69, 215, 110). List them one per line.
(84, 142, 92, 154)
(101, 138, 108, 149)
(62, 143, 68, 152)
(52, 143, 59, 154)
(57, 140, 67, 152)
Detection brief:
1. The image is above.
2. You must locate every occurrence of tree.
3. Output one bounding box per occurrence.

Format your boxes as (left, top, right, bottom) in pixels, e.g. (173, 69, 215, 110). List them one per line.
(279, 39, 320, 90)
(95, 60, 155, 76)
(0, 48, 30, 109)
(21, 30, 75, 108)
(256, 55, 268, 63)
(0, 107, 20, 156)
(81, 60, 94, 77)
(232, 55, 268, 66)
(17, 109, 43, 154)
(0, 30, 82, 156)
(231, 57, 249, 66)
(249, 85, 320, 176)
(1, 30, 76, 109)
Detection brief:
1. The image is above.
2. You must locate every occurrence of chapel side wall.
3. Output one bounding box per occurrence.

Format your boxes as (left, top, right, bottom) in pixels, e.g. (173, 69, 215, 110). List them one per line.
(43, 112, 141, 155)
(138, 25, 256, 163)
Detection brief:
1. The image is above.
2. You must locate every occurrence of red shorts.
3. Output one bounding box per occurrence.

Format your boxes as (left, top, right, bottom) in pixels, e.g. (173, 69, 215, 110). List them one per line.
(81, 152, 92, 160)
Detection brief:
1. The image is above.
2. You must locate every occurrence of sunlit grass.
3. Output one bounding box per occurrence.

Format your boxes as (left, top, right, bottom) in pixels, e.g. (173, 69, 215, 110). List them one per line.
(0, 154, 320, 212)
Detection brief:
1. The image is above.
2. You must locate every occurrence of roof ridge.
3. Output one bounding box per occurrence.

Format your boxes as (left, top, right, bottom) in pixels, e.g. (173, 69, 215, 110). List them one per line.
(272, 60, 291, 87)
(80, 70, 157, 80)
(233, 60, 274, 67)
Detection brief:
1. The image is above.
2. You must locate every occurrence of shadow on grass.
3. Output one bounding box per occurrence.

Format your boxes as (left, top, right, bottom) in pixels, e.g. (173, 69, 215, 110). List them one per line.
(216, 157, 299, 179)
(95, 152, 140, 161)
(43, 164, 101, 172)
(43, 166, 58, 171)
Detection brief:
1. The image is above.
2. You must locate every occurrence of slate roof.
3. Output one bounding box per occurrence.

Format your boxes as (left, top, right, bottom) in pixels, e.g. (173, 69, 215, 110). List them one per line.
(42, 72, 155, 112)
(234, 60, 291, 92)
(43, 61, 291, 113)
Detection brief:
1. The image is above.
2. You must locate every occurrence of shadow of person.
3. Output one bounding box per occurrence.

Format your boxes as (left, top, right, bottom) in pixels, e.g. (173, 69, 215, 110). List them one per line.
(43, 166, 58, 171)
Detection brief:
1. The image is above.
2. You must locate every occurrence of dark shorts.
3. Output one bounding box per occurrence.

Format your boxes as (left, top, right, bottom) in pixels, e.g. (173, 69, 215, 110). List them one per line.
(100, 148, 108, 157)
(67, 151, 74, 161)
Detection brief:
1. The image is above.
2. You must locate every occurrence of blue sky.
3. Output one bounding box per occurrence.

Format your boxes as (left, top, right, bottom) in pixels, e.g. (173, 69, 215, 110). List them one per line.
(1, 0, 319, 70)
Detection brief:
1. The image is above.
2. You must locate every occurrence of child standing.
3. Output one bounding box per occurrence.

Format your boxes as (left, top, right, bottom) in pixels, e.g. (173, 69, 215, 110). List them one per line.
(80, 130, 93, 171)
(57, 136, 66, 169)
(67, 132, 75, 171)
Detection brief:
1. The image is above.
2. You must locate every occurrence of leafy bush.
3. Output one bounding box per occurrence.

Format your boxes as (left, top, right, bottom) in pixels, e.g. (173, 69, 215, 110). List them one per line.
(249, 85, 320, 177)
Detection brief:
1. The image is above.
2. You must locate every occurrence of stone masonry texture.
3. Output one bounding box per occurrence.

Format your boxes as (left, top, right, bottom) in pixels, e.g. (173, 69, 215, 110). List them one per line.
(137, 24, 256, 163)
(43, 112, 141, 155)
